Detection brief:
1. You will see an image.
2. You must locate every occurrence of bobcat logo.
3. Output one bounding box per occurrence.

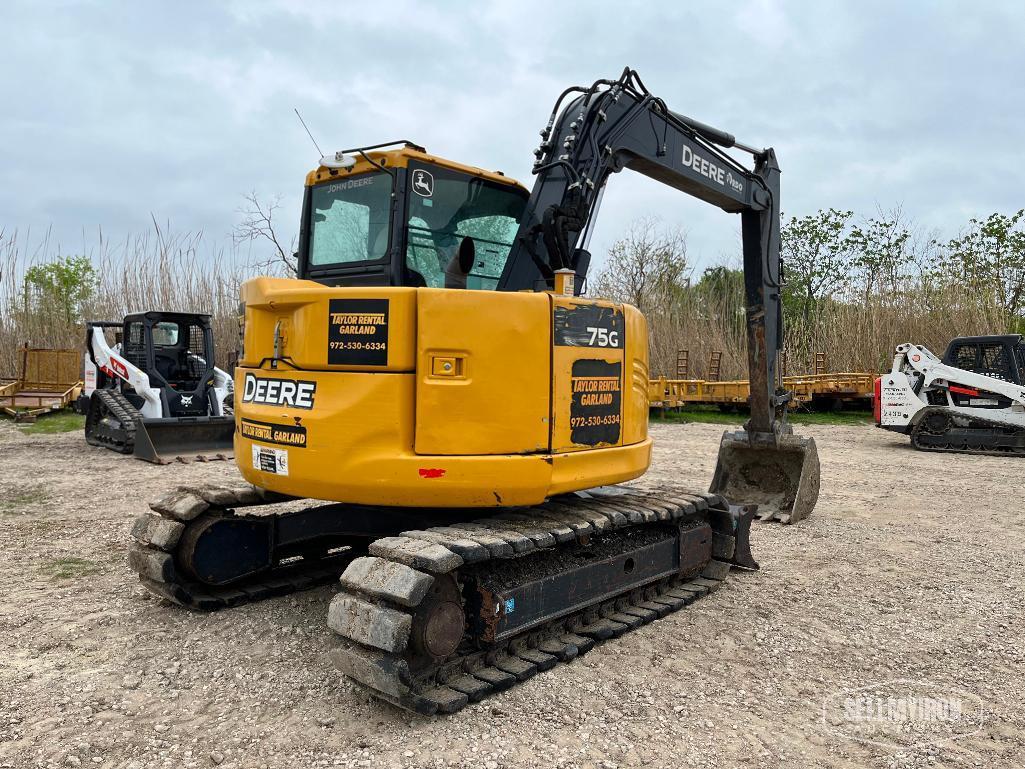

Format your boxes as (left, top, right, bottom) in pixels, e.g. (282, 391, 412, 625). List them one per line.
(180, 395, 193, 407)
(412, 169, 434, 197)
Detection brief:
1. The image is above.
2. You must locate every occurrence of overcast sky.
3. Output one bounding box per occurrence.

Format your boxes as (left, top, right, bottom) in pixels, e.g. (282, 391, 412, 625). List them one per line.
(1, 1, 1023, 274)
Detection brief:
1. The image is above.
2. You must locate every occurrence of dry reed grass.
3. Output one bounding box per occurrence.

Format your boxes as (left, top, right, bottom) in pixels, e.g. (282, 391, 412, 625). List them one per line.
(0, 225, 270, 377)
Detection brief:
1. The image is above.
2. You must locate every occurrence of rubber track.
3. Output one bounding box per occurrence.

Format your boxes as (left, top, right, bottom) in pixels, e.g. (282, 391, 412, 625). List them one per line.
(129, 484, 346, 610)
(86, 389, 140, 453)
(911, 406, 1025, 457)
(327, 487, 738, 715)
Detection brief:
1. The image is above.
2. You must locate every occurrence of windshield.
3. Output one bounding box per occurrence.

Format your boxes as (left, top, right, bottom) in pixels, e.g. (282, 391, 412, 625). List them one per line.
(152, 322, 179, 346)
(404, 162, 526, 290)
(309, 172, 392, 266)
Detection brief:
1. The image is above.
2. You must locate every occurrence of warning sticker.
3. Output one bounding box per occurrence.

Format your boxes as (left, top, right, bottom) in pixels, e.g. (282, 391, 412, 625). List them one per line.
(569, 359, 622, 446)
(252, 445, 289, 475)
(328, 298, 389, 366)
(240, 418, 307, 448)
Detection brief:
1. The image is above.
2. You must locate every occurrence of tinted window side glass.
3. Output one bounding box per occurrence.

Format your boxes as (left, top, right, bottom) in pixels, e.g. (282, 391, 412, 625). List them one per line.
(152, 322, 179, 346)
(309, 173, 393, 266)
(404, 162, 526, 290)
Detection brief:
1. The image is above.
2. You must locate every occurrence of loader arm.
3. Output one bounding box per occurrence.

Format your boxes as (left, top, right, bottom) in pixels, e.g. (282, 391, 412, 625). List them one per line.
(85, 323, 162, 418)
(499, 68, 819, 522)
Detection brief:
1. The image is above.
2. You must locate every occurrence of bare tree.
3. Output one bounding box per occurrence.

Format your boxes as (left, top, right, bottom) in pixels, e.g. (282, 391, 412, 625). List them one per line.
(233, 192, 297, 275)
(591, 217, 690, 313)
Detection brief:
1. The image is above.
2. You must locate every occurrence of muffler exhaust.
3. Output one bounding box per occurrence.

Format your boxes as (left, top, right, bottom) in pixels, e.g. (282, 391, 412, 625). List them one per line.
(709, 428, 820, 524)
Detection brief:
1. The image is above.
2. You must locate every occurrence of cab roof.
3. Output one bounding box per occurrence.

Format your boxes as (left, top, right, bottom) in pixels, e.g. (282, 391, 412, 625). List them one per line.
(305, 143, 524, 191)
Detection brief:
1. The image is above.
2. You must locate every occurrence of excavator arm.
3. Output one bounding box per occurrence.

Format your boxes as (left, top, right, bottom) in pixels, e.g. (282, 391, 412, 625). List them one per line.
(502, 68, 819, 522)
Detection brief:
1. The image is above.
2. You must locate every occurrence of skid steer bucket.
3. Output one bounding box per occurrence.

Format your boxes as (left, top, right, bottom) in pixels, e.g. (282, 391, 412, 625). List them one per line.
(709, 430, 820, 524)
(133, 416, 235, 464)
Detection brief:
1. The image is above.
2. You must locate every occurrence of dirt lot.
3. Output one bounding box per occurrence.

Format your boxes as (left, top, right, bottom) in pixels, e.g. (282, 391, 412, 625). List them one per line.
(1, 419, 1022, 769)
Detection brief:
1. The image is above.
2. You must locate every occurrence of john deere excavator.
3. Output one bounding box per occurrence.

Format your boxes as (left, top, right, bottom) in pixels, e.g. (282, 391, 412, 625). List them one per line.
(129, 69, 820, 714)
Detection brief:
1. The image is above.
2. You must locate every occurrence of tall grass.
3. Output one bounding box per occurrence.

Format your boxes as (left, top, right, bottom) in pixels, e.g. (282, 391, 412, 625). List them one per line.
(0, 219, 1010, 382)
(0, 225, 267, 377)
(644, 282, 1007, 380)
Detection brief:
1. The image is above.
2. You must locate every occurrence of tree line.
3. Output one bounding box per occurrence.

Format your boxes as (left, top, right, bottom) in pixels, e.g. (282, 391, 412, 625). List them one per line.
(593, 208, 1025, 379)
(1, 205, 1021, 381)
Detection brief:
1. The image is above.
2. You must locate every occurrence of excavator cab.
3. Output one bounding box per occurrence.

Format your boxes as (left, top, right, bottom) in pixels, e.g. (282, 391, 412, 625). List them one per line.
(299, 144, 535, 292)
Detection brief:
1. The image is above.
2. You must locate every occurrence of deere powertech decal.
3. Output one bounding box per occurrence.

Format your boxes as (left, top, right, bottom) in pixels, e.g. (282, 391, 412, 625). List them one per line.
(240, 418, 307, 448)
(570, 359, 622, 445)
(554, 304, 625, 348)
(328, 298, 389, 365)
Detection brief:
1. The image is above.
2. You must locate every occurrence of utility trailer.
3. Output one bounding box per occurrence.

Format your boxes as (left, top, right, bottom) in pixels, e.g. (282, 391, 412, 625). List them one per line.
(0, 345, 83, 423)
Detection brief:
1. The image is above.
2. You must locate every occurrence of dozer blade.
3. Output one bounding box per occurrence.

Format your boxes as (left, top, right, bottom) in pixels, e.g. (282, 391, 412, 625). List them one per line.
(133, 416, 235, 465)
(709, 430, 821, 524)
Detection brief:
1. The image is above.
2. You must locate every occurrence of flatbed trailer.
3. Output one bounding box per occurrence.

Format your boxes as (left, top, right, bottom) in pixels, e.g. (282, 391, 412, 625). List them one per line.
(0, 346, 82, 423)
(649, 372, 876, 411)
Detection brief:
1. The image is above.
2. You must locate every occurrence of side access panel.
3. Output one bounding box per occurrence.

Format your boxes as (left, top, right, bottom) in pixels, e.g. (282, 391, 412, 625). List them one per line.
(414, 288, 551, 455)
(239, 277, 417, 372)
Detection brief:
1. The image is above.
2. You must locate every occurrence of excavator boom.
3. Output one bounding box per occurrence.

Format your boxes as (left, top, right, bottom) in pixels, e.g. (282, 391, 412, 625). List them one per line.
(502, 67, 820, 523)
(129, 70, 820, 716)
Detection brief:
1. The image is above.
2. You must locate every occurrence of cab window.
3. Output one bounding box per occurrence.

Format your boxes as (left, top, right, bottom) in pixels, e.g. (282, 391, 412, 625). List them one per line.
(309, 173, 392, 266)
(404, 163, 525, 290)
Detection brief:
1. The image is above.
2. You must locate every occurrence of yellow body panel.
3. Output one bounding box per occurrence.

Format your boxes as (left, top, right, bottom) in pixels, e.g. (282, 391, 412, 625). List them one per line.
(414, 289, 551, 455)
(239, 277, 417, 372)
(234, 278, 651, 507)
(622, 307, 650, 446)
(305, 146, 524, 192)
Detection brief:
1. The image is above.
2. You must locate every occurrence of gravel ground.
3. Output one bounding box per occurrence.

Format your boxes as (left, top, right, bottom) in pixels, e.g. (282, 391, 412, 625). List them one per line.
(0, 419, 1022, 769)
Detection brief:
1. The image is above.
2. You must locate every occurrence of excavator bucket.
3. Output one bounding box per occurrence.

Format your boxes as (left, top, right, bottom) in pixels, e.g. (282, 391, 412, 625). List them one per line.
(709, 430, 821, 524)
(133, 416, 235, 464)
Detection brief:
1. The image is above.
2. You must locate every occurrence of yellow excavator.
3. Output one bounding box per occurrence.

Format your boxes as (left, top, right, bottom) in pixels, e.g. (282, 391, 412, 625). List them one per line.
(129, 69, 820, 714)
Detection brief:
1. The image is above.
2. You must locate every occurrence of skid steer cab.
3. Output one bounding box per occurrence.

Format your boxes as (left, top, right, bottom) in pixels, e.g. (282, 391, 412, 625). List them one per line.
(81, 311, 235, 463)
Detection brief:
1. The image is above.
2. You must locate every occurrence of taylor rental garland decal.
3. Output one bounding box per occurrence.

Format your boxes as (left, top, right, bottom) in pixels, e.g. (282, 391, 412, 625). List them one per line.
(328, 298, 389, 366)
(240, 418, 307, 448)
(569, 359, 622, 446)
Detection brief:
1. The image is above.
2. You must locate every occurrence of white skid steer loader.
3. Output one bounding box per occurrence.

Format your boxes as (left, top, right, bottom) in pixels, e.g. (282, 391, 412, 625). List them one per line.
(875, 334, 1025, 454)
(80, 311, 235, 463)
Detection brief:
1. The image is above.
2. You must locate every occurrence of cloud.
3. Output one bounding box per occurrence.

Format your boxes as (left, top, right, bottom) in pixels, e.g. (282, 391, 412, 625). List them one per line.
(0, 1, 1022, 271)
